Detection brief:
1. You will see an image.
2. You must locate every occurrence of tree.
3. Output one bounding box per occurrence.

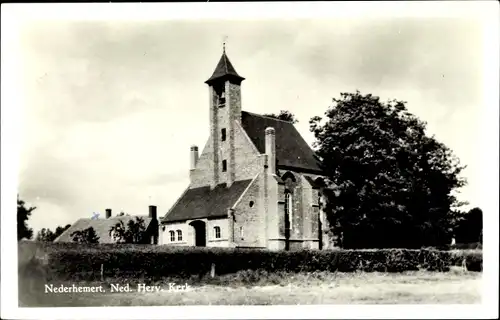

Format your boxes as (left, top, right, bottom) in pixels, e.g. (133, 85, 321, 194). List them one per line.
(455, 207, 483, 244)
(54, 224, 72, 239)
(17, 195, 35, 240)
(310, 91, 467, 249)
(263, 110, 299, 124)
(70, 227, 100, 244)
(35, 224, 71, 242)
(109, 217, 147, 244)
(35, 228, 55, 242)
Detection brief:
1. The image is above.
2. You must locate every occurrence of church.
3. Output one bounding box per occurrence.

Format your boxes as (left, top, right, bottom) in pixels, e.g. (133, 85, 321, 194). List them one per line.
(159, 48, 335, 250)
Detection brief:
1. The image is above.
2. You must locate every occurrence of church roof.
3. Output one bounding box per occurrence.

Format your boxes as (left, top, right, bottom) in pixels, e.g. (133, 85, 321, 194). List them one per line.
(54, 215, 153, 243)
(241, 111, 323, 173)
(162, 179, 253, 223)
(205, 52, 245, 85)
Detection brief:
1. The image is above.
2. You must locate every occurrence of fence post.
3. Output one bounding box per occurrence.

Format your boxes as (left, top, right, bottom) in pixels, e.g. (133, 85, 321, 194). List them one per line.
(210, 263, 215, 278)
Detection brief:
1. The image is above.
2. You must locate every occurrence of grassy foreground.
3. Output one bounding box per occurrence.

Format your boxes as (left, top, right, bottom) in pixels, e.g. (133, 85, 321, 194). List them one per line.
(19, 268, 481, 307)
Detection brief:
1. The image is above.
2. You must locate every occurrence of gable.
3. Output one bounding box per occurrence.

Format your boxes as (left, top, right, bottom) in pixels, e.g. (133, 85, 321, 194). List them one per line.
(241, 111, 322, 173)
(162, 179, 252, 223)
(189, 136, 214, 188)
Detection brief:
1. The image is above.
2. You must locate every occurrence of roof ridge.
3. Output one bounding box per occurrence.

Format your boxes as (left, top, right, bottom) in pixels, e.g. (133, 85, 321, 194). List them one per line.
(241, 110, 295, 124)
(223, 53, 229, 74)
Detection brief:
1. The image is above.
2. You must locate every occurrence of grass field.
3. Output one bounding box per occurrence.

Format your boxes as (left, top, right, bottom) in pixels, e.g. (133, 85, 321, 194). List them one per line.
(19, 269, 481, 307)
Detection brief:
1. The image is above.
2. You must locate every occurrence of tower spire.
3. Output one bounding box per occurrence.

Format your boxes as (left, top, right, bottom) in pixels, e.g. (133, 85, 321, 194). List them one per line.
(205, 38, 245, 86)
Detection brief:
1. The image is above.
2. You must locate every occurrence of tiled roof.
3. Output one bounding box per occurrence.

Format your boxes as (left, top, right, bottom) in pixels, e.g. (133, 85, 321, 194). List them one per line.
(241, 111, 323, 173)
(205, 52, 245, 85)
(54, 215, 153, 243)
(162, 180, 252, 223)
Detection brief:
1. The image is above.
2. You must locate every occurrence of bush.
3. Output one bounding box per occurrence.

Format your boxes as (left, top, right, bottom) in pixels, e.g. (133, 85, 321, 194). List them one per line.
(449, 249, 483, 272)
(20, 242, 482, 281)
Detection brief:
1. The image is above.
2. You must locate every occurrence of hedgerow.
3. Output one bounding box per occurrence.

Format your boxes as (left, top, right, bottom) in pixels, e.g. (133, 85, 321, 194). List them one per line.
(22, 242, 480, 280)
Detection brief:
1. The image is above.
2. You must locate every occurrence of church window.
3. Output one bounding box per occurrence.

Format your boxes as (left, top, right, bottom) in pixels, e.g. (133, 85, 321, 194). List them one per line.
(222, 160, 227, 172)
(169, 230, 175, 242)
(214, 226, 221, 239)
(216, 84, 226, 107)
(220, 91, 226, 105)
(249, 201, 254, 207)
(285, 192, 293, 230)
(240, 226, 244, 239)
(221, 128, 226, 141)
(177, 230, 183, 241)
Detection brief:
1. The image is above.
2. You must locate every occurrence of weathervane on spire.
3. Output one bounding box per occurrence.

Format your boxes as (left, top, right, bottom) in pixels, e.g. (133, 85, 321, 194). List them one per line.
(223, 35, 228, 54)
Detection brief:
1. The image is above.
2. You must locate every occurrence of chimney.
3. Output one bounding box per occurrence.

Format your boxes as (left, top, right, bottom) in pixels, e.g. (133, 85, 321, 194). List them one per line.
(149, 205, 157, 221)
(190, 145, 199, 170)
(265, 127, 276, 174)
(105, 208, 112, 219)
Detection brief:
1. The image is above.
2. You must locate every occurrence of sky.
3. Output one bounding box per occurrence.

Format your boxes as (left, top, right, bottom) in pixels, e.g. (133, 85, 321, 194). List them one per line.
(11, 12, 489, 234)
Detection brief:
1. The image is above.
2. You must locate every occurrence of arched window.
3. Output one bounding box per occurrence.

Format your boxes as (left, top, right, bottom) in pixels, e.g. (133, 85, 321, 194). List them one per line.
(285, 192, 293, 230)
(169, 230, 175, 242)
(214, 226, 221, 239)
(239, 226, 244, 239)
(177, 230, 183, 241)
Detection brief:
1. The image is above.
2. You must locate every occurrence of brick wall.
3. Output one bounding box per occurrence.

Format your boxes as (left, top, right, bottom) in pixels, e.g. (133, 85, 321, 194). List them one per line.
(228, 82, 242, 123)
(189, 138, 214, 188)
(161, 221, 190, 246)
(207, 218, 229, 247)
(267, 173, 286, 250)
(300, 175, 320, 249)
(191, 80, 260, 189)
(233, 121, 261, 181)
(162, 218, 230, 248)
(233, 172, 265, 248)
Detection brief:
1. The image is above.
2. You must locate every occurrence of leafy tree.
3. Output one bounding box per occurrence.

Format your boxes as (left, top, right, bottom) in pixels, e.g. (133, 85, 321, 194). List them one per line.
(109, 217, 147, 244)
(35, 224, 71, 242)
(71, 227, 100, 244)
(455, 207, 483, 244)
(263, 110, 299, 124)
(35, 228, 55, 242)
(54, 224, 72, 238)
(310, 91, 467, 249)
(17, 195, 35, 240)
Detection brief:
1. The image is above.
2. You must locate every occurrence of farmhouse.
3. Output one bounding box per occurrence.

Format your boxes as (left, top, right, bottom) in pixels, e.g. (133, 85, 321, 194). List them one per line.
(160, 49, 335, 250)
(54, 206, 159, 244)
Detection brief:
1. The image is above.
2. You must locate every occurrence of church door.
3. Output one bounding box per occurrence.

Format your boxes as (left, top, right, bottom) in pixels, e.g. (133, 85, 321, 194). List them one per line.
(189, 220, 207, 247)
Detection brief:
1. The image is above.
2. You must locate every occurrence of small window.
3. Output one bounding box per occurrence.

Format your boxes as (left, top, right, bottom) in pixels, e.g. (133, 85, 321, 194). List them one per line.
(239, 226, 244, 239)
(169, 230, 175, 242)
(222, 160, 227, 172)
(214, 226, 221, 239)
(217, 86, 226, 107)
(177, 230, 182, 241)
(249, 201, 254, 208)
(221, 128, 226, 141)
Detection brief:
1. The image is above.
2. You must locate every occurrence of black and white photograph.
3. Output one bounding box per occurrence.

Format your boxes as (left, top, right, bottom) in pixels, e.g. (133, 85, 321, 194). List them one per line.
(1, 2, 498, 319)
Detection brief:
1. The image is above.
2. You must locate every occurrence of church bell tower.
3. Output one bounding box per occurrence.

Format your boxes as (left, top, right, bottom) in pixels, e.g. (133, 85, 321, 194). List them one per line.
(205, 46, 245, 188)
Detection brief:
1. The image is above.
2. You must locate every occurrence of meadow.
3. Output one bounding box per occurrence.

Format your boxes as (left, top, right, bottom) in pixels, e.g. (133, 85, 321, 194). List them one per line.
(18, 241, 482, 306)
